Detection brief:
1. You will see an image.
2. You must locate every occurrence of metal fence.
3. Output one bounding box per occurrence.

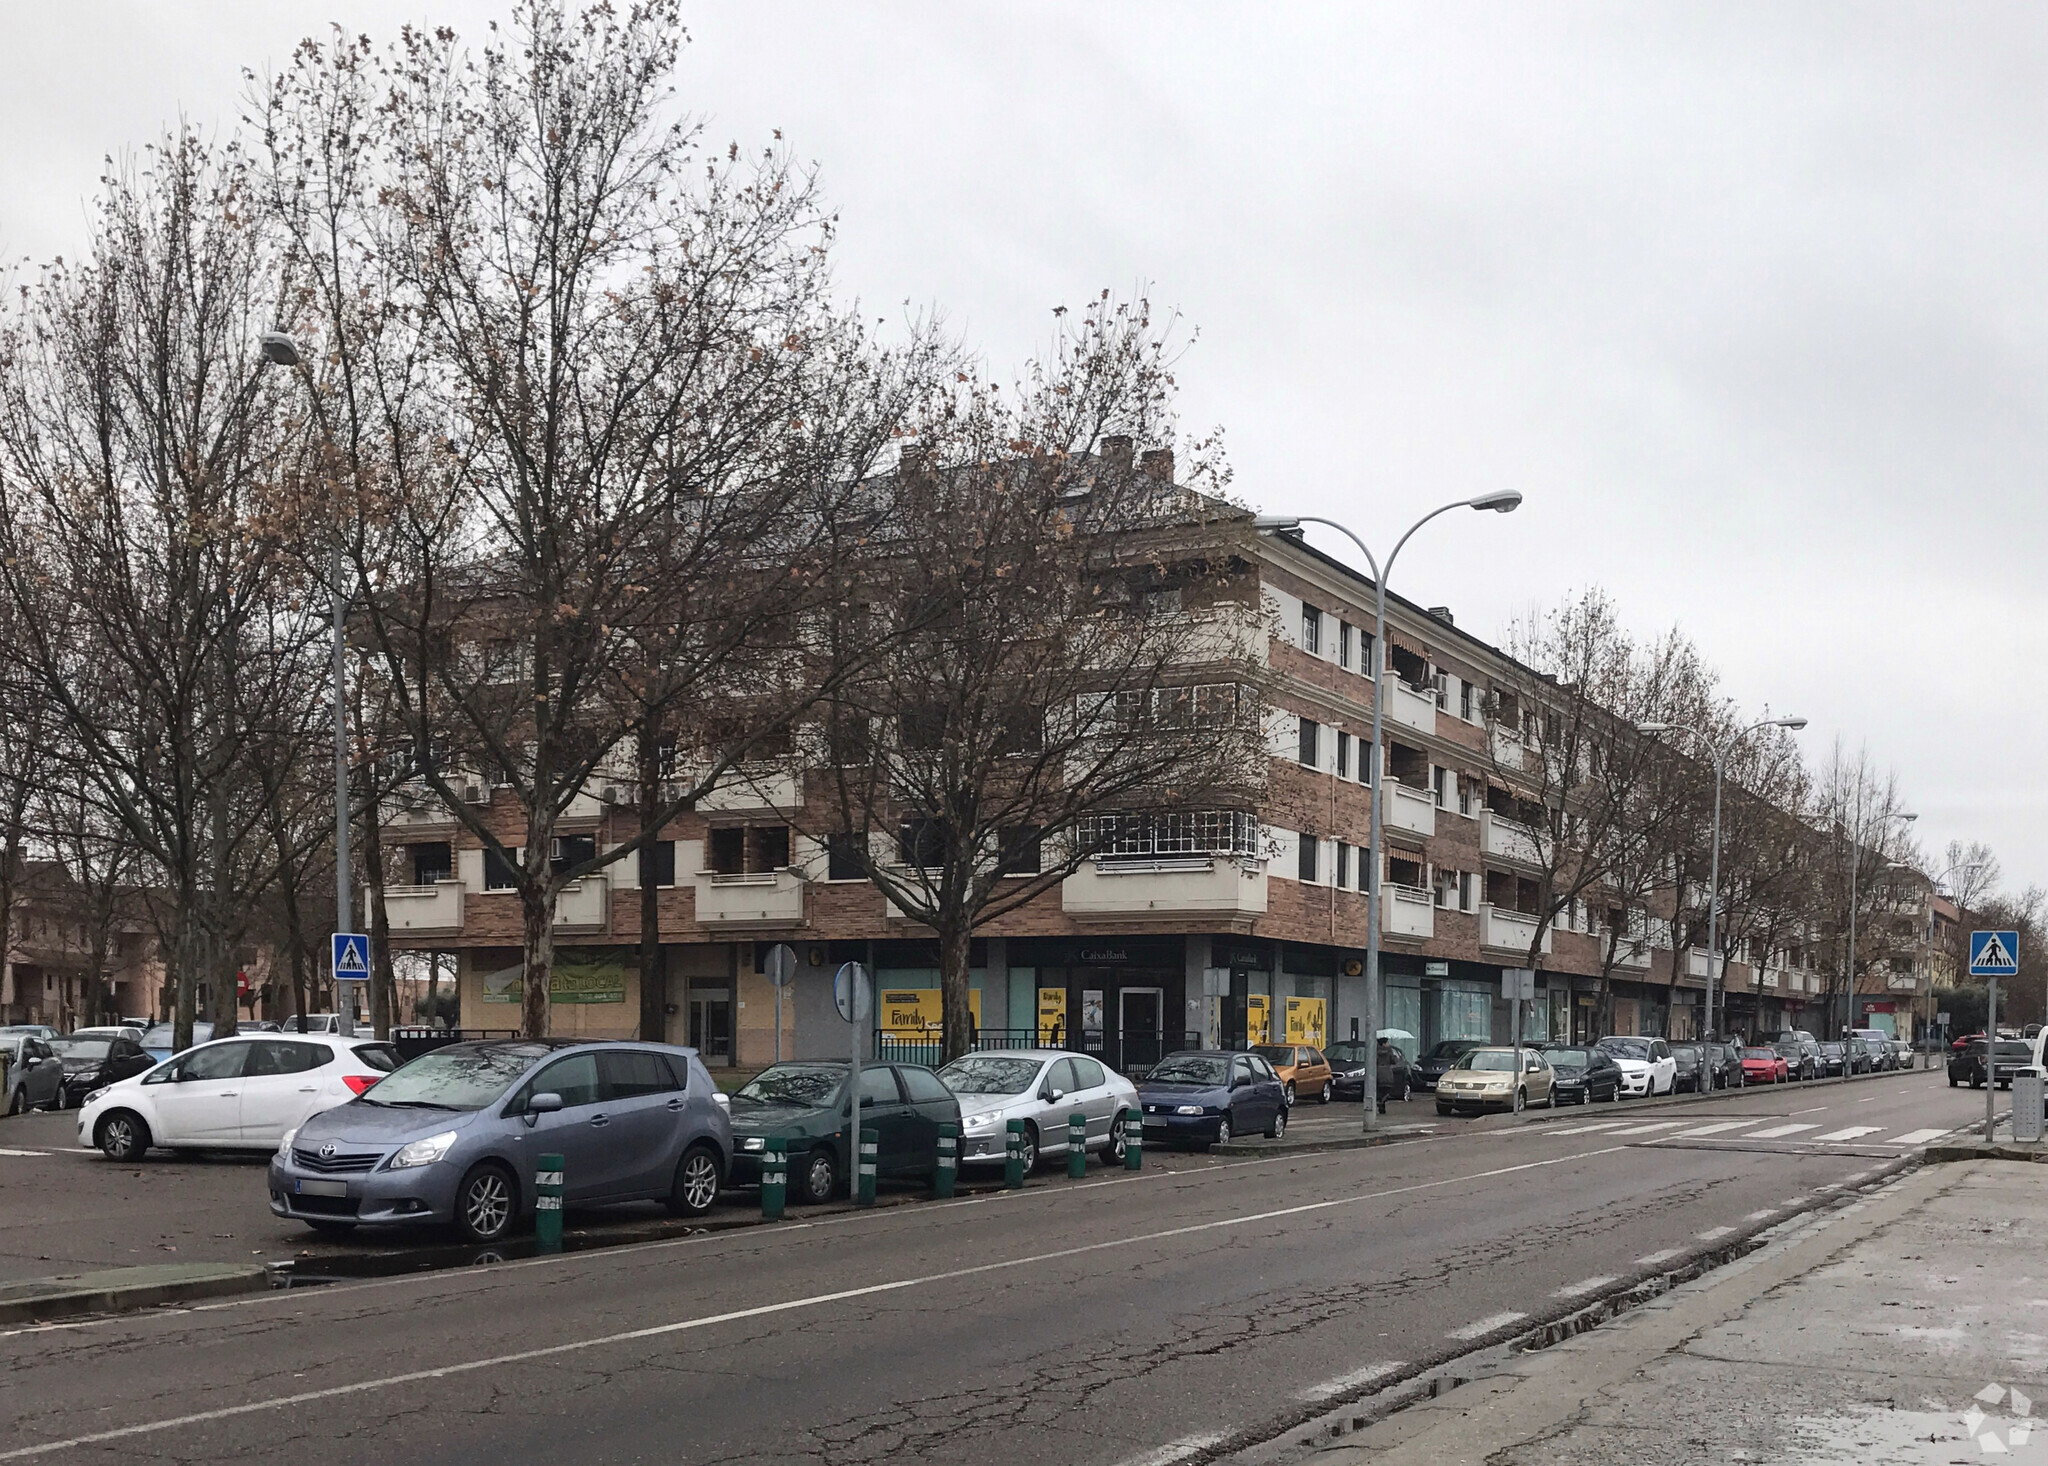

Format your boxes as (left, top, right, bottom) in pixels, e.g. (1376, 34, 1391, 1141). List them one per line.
(390, 1026, 522, 1062)
(874, 1027, 1205, 1075)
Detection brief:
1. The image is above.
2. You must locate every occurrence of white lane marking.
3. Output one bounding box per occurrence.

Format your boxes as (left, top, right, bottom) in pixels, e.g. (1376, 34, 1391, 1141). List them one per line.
(1696, 1226, 1735, 1241)
(1888, 1129, 1950, 1146)
(1664, 1120, 1765, 1138)
(1553, 1276, 1616, 1298)
(1745, 1209, 1777, 1221)
(1636, 1248, 1683, 1265)
(1296, 1361, 1404, 1402)
(0, 1143, 1634, 1462)
(1746, 1123, 1821, 1139)
(0, 1148, 50, 1157)
(1791, 1106, 1830, 1115)
(1449, 1311, 1528, 1341)
(1608, 1122, 1687, 1136)
(1542, 1122, 1627, 1136)
(1812, 1127, 1884, 1143)
(1112, 1434, 1230, 1466)
(1857, 1097, 1873, 1103)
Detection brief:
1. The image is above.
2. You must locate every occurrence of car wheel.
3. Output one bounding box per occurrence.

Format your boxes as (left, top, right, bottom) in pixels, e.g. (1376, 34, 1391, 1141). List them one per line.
(96, 1110, 148, 1161)
(454, 1162, 517, 1244)
(1436, 1103, 1453, 1116)
(1399, 1080, 1411, 1102)
(799, 1147, 839, 1204)
(5, 1087, 20, 1117)
(1320, 1081, 1333, 1104)
(666, 1144, 722, 1217)
(1100, 1128, 1127, 1166)
(1950, 1075, 1958, 1088)
(1284, 1082, 1297, 1107)
(306, 1219, 356, 1236)
(1265, 1107, 1287, 1140)
(1514, 1087, 1527, 1113)
(1213, 1116, 1233, 1147)
(1019, 1122, 1040, 1172)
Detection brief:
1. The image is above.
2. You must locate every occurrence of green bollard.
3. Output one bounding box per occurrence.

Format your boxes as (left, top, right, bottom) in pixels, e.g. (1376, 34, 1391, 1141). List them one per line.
(934, 1123, 958, 1198)
(1068, 1111, 1088, 1177)
(535, 1151, 565, 1253)
(760, 1138, 787, 1221)
(1005, 1118, 1027, 1188)
(856, 1126, 878, 1207)
(1123, 1107, 1143, 1171)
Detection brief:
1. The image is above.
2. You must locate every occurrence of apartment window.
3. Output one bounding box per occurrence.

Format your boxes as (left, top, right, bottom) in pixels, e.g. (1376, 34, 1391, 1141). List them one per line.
(1460, 680, 1475, 721)
(1298, 716, 1320, 768)
(1387, 854, 1423, 890)
(483, 847, 519, 890)
(1435, 868, 1459, 909)
(550, 834, 596, 875)
(1301, 605, 1323, 655)
(1335, 842, 1351, 889)
(1338, 622, 1353, 669)
(1457, 774, 1474, 817)
(639, 839, 676, 889)
(898, 816, 946, 869)
(711, 825, 790, 874)
(1360, 630, 1376, 677)
(1297, 834, 1319, 883)
(1433, 766, 1450, 808)
(1079, 811, 1260, 859)
(410, 842, 452, 885)
(1460, 871, 1475, 912)
(709, 828, 746, 875)
(998, 826, 1042, 876)
(1336, 731, 1351, 780)
(825, 832, 865, 881)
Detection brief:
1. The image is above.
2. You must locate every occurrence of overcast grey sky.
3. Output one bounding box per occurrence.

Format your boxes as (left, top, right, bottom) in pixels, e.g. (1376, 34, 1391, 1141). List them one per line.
(3, 4, 2042, 893)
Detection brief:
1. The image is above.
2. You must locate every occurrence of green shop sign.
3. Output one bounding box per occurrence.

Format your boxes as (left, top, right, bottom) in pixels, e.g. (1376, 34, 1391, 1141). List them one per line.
(478, 949, 631, 1005)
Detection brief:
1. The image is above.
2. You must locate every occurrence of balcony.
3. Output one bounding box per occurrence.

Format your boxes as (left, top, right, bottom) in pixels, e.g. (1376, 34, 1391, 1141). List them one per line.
(693, 869, 806, 927)
(1611, 933, 1652, 970)
(1478, 904, 1552, 956)
(1686, 948, 1711, 980)
(553, 875, 610, 934)
(1386, 679, 1437, 736)
(1478, 810, 1544, 866)
(1382, 779, 1437, 838)
(382, 880, 465, 936)
(699, 770, 799, 814)
(1062, 856, 1268, 920)
(1382, 884, 1434, 941)
(1490, 727, 1525, 771)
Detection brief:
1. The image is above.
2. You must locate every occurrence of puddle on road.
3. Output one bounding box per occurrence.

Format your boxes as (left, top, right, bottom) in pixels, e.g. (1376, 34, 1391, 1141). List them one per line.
(1781, 1401, 2033, 1463)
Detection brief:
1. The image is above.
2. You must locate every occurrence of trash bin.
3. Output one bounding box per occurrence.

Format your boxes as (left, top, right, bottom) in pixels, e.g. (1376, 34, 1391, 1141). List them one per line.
(2013, 1073, 2045, 1144)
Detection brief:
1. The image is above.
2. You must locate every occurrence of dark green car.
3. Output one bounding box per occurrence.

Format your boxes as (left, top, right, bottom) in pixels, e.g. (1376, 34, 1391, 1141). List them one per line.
(726, 1061, 962, 1204)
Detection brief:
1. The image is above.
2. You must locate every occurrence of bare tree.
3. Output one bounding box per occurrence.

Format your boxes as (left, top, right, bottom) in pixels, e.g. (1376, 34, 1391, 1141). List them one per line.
(1812, 742, 1923, 1038)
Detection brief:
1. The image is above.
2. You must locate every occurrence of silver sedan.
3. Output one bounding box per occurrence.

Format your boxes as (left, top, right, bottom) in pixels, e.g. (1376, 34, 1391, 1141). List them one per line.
(936, 1049, 1138, 1170)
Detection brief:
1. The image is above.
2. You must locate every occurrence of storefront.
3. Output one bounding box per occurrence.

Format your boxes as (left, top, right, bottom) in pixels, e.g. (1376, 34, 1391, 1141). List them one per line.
(1014, 937, 1188, 1073)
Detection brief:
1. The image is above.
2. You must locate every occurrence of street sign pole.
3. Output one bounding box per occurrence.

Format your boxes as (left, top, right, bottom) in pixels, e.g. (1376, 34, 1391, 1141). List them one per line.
(1987, 975, 1999, 1144)
(1969, 931, 2020, 1144)
(1504, 968, 1534, 1113)
(835, 961, 871, 1200)
(765, 944, 797, 1066)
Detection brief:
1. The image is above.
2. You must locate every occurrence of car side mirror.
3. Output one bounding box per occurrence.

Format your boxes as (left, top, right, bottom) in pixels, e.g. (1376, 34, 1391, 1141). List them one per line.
(524, 1092, 563, 1126)
(1048, 1088, 1065, 1103)
(1231, 1075, 1249, 1090)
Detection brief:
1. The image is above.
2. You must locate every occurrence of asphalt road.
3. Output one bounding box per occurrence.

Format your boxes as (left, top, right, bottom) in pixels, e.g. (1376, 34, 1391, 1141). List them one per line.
(2, 1070, 1986, 1466)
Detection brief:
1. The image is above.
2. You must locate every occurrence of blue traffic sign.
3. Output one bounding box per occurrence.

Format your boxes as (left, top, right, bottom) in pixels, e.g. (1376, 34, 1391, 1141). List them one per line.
(1970, 930, 2019, 978)
(332, 932, 371, 981)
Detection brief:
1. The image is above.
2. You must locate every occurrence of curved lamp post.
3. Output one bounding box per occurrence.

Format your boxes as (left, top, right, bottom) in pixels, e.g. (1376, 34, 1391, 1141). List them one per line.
(1636, 716, 1806, 1045)
(1255, 492, 1522, 1132)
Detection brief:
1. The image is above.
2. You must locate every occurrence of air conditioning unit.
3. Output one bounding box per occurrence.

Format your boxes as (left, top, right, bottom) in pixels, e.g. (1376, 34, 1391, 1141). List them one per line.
(600, 784, 628, 805)
(461, 782, 489, 805)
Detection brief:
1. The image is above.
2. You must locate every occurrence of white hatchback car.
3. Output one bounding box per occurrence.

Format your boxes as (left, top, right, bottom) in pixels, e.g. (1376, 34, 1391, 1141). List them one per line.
(78, 1033, 400, 1160)
(1595, 1036, 1677, 1097)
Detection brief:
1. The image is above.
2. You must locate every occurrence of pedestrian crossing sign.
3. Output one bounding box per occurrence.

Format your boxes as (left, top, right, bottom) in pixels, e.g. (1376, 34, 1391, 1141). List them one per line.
(332, 932, 371, 981)
(1970, 930, 2019, 978)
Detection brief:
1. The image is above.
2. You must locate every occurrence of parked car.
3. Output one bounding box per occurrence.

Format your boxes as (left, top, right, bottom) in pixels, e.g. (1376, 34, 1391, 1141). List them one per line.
(80, 1033, 400, 1161)
(1740, 1046, 1791, 1084)
(1771, 1036, 1821, 1081)
(1137, 1050, 1288, 1147)
(1435, 1046, 1555, 1114)
(52, 1035, 154, 1108)
(3, 1034, 63, 1114)
(281, 1014, 363, 1035)
(1668, 1042, 1707, 1094)
(70, 1024, 145, 1044)
(1326, 1040, 1377, 1102)
(1253, 1044, 1335, 1105)
(935, 1050, 1135, 1170)
(0, 1024, 59, 1041)
(137, 1022, 214, 1061)
(1595, 1036, 1676, 1097)
(1702, 1041, 1746, 1090)
(1410, 1039, 1485, 1092)
(1817, 1041, 1855, 1077)
(1544, 1045, 1624, 1105)
(726, 1060, 961, 1203)
(1889, 1039, 1916, 1070)
(1950, 1039, 2034, 1090)
(272, 1040, 729, 1241)
(1845, 1028, 1896, 1071)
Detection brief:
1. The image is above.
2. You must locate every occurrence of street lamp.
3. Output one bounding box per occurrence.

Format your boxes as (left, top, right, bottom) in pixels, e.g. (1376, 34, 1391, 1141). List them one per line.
(1636, 716, 1805, 1049)
(1255, 492, 1523, 1132)
(261, 332, 355, 1036)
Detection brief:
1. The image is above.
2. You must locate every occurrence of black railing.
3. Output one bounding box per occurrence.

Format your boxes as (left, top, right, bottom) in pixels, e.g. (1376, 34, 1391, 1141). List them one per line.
(874, 1027, 1206, 1076)
(390, 1026, 521, 1061)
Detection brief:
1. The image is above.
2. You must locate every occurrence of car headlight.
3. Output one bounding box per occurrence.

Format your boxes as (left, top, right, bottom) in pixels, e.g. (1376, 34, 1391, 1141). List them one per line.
(388, 1130, 459, 1170)
(85, 1086, 111, 1105)
(739, 1136, 766, 1152)
(961, 1113, 999, 1133)
(275, 1127, 298, 1162)
(1175, 1104, 1206, 1116)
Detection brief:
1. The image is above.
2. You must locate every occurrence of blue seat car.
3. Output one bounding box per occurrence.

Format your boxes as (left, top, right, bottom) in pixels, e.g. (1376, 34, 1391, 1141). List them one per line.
(1136, 1050, 1289, 1148)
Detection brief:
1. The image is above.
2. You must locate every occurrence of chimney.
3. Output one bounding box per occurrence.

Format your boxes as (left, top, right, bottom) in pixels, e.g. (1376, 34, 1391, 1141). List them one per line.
(1426, 606, 1455, 626)
(1139, 447, 1175, 484)
(1100, 435, 1134, 476)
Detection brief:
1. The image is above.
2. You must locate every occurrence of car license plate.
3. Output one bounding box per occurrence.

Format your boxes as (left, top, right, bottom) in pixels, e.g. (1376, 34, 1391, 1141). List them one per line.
(295, 1179, 348, 1198)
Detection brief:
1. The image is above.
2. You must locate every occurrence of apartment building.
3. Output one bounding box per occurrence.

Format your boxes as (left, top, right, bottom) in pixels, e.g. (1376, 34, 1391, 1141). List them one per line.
(376, 500, 1833, 1068)
(0, 863, 165, 1027)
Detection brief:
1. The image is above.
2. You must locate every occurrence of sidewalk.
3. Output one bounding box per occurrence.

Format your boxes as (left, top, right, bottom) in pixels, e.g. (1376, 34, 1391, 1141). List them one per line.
(1284, 1158, 2047, 1464)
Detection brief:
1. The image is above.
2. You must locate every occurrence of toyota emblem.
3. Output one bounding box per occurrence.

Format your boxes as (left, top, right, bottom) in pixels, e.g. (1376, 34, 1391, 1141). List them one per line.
(319, 1141, 338, 1160)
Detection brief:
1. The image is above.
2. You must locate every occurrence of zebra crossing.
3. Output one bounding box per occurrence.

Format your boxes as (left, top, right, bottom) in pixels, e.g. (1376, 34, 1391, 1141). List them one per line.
(1526, 1115, 1956, 1149)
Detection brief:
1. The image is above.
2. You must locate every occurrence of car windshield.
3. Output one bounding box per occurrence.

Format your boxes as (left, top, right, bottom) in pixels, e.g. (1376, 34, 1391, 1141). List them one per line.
(1425, 1041, 1478, 1061)
(360, 1043, 551, 1110)
(1599, 1038, 1651, 1060)
(138, 1023, 211, 1050)
(1456, 1051, 1517, 1071)
(1146, 1055, 1230, 1085)
(1744, 1048, 1776, 1059)
(1995, 1041, 2033, 1058)
(733, 1064, 846, 1107)
(937, 1056, 1043, 1096)
(1326, 1042, 1373, 1064)
(1547, 1048, 1592, 1067)
(1251, 1046, 1299, 1065)
(52, 1038, 109, 1059)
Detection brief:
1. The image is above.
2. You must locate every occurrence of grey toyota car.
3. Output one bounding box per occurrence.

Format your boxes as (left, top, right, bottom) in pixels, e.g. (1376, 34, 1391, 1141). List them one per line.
(268, 1039, 730, 1242)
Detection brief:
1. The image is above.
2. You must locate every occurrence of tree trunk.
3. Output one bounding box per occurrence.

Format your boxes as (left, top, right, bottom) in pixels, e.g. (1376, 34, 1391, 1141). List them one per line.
(521, 890, 554, 1039)
(939, 921, 975, 1064)
(637, 721, 665, 1043)
(172, 911, 200, 1052)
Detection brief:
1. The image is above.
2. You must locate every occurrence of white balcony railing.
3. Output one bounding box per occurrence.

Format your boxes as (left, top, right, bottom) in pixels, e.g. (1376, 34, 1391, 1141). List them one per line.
(1686, 947, 1711, 980)
(382, 880, 465, 935)
(1478, 904, 1552, 956)
(1478, 810, 1544, 866)
(1383, 779, 1436, 838)
(1387, 679, 1437, 736)
(1063, 857, 1268, 919)
(553, 875, 609, 933)
(1490, 726, 1525, 771)
(698, 770, 800, 813)
(1610, 934, 1652, 970)
(693, 868, 806, 926)
(1382, 884, 1434, 940)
